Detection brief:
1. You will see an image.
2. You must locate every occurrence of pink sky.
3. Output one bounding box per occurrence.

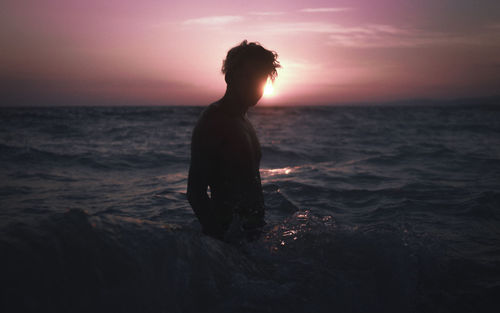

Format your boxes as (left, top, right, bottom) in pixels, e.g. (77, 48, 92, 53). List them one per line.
(1, 0, 500, 106)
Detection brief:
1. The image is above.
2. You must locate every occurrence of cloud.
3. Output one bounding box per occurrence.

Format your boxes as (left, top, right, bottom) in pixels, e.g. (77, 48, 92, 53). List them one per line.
(249, 11, 285, 16)
(325, 27, 492, 48)
(183, 15, 243, 26)
(255, 22, 405, 35)
(246, 21, 492, 48)
(300, 7, 352, 13)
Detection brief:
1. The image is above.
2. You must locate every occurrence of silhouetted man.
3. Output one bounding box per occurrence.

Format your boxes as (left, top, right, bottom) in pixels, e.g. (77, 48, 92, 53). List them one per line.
(187, 40, 280, 242)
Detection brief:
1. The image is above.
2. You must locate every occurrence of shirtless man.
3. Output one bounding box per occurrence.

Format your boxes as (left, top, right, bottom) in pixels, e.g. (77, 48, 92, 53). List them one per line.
(187, 40, 280, 241)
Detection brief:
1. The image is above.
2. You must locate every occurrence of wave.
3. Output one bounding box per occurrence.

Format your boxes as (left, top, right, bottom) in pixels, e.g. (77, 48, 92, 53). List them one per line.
(0, 143, 183, 170)
(260, 145, 308, 167)
(455, 191, 500, 220)
(2, 208, 496, 313)
(0, 209, 409, 313)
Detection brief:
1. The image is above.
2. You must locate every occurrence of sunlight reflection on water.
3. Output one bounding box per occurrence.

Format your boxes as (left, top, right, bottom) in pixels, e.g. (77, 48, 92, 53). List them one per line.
(261, 166, 294, 177)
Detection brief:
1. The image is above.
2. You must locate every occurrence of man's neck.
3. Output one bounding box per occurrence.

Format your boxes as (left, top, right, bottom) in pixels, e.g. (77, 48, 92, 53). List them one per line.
(218, 89, 249, 117)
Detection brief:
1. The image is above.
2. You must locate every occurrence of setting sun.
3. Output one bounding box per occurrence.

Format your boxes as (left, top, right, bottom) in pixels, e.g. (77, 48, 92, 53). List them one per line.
(263, 78, 274, 97)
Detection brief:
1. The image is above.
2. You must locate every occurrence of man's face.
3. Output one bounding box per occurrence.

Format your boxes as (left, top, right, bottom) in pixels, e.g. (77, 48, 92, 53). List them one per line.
(242, 70, 268, 107)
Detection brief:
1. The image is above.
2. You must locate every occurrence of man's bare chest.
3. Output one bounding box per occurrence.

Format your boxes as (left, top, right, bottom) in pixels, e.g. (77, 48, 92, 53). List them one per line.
(239, 118, 262, 162)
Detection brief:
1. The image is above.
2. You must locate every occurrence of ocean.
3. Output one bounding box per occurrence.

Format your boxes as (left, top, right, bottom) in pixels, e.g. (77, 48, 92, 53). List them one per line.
(1, 104, 500, 312)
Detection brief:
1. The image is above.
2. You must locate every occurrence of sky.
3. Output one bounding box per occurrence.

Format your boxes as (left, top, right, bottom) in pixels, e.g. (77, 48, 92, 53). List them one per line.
(1, 0, 500, 106)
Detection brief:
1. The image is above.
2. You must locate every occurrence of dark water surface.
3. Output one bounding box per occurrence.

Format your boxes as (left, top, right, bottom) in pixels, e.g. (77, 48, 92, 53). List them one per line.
(1, 105, 500, 312)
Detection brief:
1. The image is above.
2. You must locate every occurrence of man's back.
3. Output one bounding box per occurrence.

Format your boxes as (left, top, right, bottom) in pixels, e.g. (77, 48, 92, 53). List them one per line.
(187, 102, 265, 240)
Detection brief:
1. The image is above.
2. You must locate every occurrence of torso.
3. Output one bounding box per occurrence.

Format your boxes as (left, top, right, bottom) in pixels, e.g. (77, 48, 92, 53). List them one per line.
(206, 102, 261, 166)
(242, 115, 262, 165)
(194, 102, 265, 227)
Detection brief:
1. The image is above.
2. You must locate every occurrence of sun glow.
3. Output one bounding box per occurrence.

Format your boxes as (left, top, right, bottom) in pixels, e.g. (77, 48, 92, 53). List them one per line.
(263, 78, 274, 97)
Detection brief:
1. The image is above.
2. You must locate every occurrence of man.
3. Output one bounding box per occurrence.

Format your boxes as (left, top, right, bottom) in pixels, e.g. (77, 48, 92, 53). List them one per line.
(187, 40, 280, 242)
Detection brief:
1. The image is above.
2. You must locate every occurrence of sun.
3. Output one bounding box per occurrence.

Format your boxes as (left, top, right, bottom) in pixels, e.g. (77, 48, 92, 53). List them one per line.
(263, 78, 274, 97)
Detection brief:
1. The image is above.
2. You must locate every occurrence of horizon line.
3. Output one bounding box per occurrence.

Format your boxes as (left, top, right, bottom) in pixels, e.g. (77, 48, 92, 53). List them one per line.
(1, 95, 499, 109)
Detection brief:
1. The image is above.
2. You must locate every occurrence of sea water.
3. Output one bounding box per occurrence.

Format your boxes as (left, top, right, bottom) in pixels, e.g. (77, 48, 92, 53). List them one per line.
(1, 104, 499, 312)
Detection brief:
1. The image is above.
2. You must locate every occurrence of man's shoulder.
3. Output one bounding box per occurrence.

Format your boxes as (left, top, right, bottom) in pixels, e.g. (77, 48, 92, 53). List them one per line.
(196, 102, 238, 131)
(192, 102, 228, 144)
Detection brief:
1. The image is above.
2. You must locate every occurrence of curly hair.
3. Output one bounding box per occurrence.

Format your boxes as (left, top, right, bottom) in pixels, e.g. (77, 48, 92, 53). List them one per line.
(221, 40, 281, 84)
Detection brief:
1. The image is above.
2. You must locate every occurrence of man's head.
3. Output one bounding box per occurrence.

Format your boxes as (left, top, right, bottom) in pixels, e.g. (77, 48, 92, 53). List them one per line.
(222, 40, 280, 106)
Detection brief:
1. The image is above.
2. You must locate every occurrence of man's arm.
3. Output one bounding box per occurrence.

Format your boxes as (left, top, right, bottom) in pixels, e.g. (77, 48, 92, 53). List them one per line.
(186, 121, 221, 236)
(187, 156, 212, 226)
